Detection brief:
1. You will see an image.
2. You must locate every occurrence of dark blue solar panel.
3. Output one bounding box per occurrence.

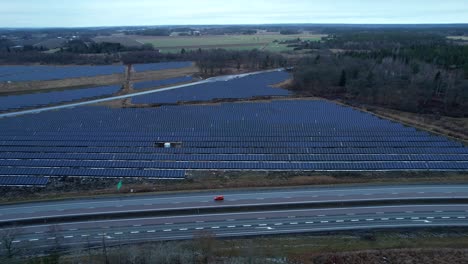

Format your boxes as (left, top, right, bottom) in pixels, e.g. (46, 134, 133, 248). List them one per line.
(132, 62, 192, 72)
(131, 71, 290, 104)
(0, 176, 49, 186)
(133, 76, 194, 90)
(0, 98, 467, 176)
(0, 85, 121, 112)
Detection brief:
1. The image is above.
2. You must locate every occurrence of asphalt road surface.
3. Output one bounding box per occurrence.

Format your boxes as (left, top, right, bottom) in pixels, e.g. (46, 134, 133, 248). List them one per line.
(1, 184, 468, 251)
(3, 204, 468, 250)
(1, 184, 467, 223)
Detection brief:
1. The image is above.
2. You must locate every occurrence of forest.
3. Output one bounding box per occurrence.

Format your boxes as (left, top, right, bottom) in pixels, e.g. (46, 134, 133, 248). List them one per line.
(293, 30, 468, 117)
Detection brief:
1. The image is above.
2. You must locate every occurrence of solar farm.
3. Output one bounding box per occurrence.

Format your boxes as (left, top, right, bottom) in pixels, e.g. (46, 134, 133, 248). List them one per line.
(0, 66, 467, 186)
(0, 62, 192, 82)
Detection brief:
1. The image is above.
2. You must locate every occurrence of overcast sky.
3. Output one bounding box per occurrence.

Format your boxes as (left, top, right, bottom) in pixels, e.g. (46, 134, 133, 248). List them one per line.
(1, 0, 467, 27)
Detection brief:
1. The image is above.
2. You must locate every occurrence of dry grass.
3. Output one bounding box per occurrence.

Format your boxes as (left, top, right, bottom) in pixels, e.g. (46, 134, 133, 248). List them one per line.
(0, 65, 198, 95)
(1, 171, 468, 204)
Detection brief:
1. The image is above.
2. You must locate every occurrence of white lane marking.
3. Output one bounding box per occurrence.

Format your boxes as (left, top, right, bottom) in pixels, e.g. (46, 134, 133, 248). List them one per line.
(133, 225, 141, 227)
(165, 223, 173, 225)
(413, 220, 431, 223)
(381, 218, 389, 221)
(130, 231, 140, 234)
(163, 229, 172, 232)
(227, 226, 236, 228)
(211, 226, 219, 229)
(290, 222, 298, 225)
(179, 228, 188, 231)
(68, 228, 77, 231)
(288, 216, 296, 218)
(195, 227, 204, 230)
(35, 231, 43, 234)
(81, 234, 89, 237)
(442, 217, 451, 219)
(114, 232, 123, 235)
(396, 218, 404, 220)
(257, 218, 266, 220)
(64, 236, 74, 239)
(256, 226, 274, 230)
(12, 240, 21, 243)
(243, 225, 252, 227)
(318, 215, 326, 217)
(351, 219, 359, 222)
(147, 230, 156, 233)
(336, 220, 344, 223)
(366, 219, 374, 221)
(2, 185, 465, 213)
(29, 239, 39, 242)
(411, 217, 420, 220)
(47, 237, 56, 240)
(457, 216, 466, 219)
(12, 204, 468, 231)
(426, 217, 435, 219)
(274, 223, 283, 226)
(320, 221, 329, 223)
(226, 219, 236, 221)
(258, 224, 267, 226)
(305, 221, 314, 224)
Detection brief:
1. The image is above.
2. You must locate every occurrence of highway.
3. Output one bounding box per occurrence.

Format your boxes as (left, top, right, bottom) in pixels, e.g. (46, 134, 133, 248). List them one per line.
(0, 184, 467, 223)
(3, 204, 468, 250)
(1, 184, 468, 250)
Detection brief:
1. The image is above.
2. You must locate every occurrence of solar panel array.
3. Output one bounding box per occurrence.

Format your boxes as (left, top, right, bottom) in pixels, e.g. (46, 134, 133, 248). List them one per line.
(0, 65, 124, 82)
(0, 61, 193, 82)
(0, 85, 121, 112)
(133, 62, 192, 72)
(131, 71, 291, 104)
(133, 76, 194, 90)
(0, 99, 467, 181)
(0, 176, 49, 187)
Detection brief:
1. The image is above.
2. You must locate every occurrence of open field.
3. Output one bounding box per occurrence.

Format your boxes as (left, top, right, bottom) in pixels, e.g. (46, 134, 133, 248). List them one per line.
(126, 33, 326, 52)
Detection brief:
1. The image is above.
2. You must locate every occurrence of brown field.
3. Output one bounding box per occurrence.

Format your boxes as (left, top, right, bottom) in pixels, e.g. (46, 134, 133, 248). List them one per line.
(0, 65, 198, 95)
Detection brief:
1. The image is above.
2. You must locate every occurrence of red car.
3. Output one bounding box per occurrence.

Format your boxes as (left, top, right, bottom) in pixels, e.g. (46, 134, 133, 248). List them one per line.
(214, 195, 224, 201)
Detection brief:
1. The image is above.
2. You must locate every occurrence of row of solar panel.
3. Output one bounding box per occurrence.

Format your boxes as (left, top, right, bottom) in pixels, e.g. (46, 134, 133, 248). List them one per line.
(0, 136, 447, 143)
(0, 85, 121, 112)
(0, 62, 192, 82)
(0, 176, 49, 186)
(1, 162, 467, 170)
(0, 141, 461, 148)
(131, 71, 290, 104)
(2, 153, 467, 161)
(1, 131, 426, 137)
(0, 168, 185, 178)
(2, 146, 467, 154)
(133, 76, 194, 90)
